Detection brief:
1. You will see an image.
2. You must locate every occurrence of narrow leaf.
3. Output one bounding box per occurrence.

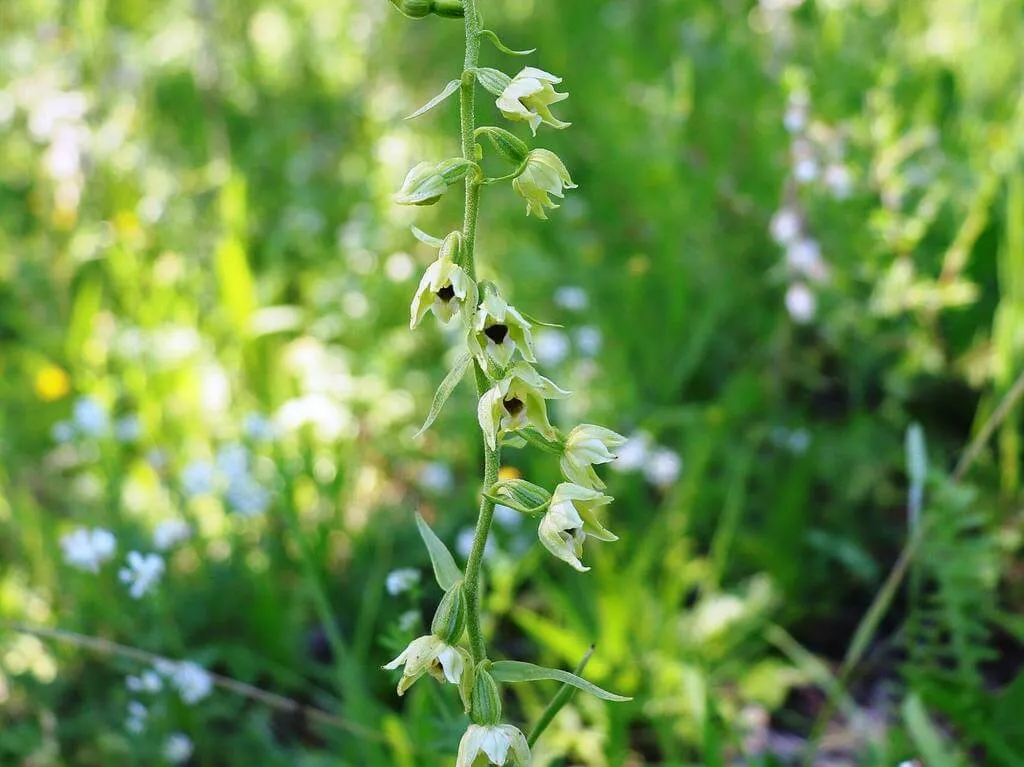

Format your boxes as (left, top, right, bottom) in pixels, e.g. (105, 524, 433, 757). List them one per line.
(478, 29, 536, 56)
(902, 694, 960, 767)
(415, 514, 463, 590)
(488, 660, 631, 702)
(411, 225, 444, 248)
(406, 79, 461, 120)
(415, 351, 473, 438)
(471, 67, 512, 96)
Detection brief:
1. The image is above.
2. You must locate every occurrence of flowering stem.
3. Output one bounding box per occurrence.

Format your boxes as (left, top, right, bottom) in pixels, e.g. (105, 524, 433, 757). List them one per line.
(458, 0, 498, 664)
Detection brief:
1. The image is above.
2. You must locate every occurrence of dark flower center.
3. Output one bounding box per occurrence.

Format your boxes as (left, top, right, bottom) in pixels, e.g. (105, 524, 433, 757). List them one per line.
(503, 397, 524, 416)
(436, 284, 456, 302)
(484, 323, 509, 344)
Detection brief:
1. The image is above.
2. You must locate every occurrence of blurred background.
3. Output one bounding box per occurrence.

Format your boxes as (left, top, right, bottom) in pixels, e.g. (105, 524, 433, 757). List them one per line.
(1, 0, 1023, 764)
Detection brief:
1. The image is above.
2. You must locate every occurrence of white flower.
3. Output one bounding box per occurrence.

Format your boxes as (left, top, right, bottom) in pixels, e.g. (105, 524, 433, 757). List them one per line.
(553, 286, 588, 311)
(126, 670, 163, 693)
(610, 431, 652, 473)
(770, 208, 801, 245)
(824, 163, 852, 199)
(125, 700, 148, 734)
(153, 520, 192, 551)
(538, 483, 617, 572)
(512, 149, 576, 219)
(398, 610, 420, 632)
(468, 292, 536, 368)
(383, 635, 471, 695)
(163, 733, 194, 764)
(386, 568, 421, 596)
(560, 424, 627, 489)
(226, 475, 272, 516)
(574, 326, 602, 357)
(794, 157, 819, 184)
(785, 282, 816, 324)
(216, 443, 250, 482)
(456, 723, 531, 767)
(534, 329, 570, 366)
(60, 527, 117, 572)
(477, 362, 570, 450)
(161, 660, 214, 705)
(410, 233, 476, 328)
(643, 448, 683, 487)
(119, 551, 165, 599)
(497, 67, 570, 135)
(72, 396, 108, 437)
(785, 238, 822, 275)
(180, 460, 216, 497)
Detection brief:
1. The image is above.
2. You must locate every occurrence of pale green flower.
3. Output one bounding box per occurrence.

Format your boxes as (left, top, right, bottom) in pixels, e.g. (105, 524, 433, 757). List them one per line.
(560, 424, 627, 489)
(538, 482, 616, 572)
(457, 724, 531, 767)
(512, 150, 576, 219)
(496, 67, 570, 135)
(382, 634, 471, 695)
(468, 290, 535, 367)
(410, 232, 476, 328)
(478, 362, 569, 450)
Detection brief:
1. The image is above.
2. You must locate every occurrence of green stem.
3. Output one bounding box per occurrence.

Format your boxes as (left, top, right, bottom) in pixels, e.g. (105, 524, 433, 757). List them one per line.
(457, 0, 498, 664)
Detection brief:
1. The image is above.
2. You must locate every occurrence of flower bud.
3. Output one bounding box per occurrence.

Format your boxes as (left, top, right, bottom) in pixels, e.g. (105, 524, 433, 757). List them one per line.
(431, 0, 465, 17)
(430, 583, 468, 644)
(389, 0, 432, 17)
(394, 158, 473, 206)
(487, 478, 550, 515)
(476, 126, 528, 166)
(469, 666, 502, 726)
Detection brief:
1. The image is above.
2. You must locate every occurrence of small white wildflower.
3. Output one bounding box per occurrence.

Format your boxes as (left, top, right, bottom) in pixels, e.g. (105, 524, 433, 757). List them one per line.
(611, 431, 652, 473)
(216, 443, 250, 482)
(553, 286, 588, 311)
(163, 733, 194, 764)
(793, 157, 819, 184)
(783, 102, 807, 133)
(114, 415, 142, 443)
(383, 635, 471, 695)
(824, 163, 852, 199)
(386, 568, 421, 596)
(153, 519, 192, 551)
(418, 462, 454, 493)
(574, 326, 602, 357)
(181, 460, 216, 497)
(72, 396, 108, 437)
(60, 527, 117, 572)
(119, 552, 165, 599)
(126, 670, 163, 693)
(51, 420, 75, 443)
(561, 424, 627, 489)
(125, 700, 148, 734)
(398, 609, 420, 632)
(785, 282, 816, 324)
(477, 362, 569, 450)
(643, 448, 683, 487)
(164, 661, 214, 705)
(770, 208, 801, 245)
(538, 483, 616, 572)
(534, 328, 571, 366)
(496, 67, 570, 135)
(456, 723, 531, 767)
(786, 238, 827, 282)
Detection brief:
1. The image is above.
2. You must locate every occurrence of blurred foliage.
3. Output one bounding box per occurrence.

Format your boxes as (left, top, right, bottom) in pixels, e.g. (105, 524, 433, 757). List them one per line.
(0, 0, 1022, 765)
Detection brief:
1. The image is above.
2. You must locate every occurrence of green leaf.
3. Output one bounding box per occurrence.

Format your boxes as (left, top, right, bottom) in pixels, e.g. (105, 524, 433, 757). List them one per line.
(411, 225, 443, 248)
(902, 694, 961, 767)
(414, 513, 463, 590)
(488, 660, 631, 702)
(470, 67, 512, 96)
(415, 351, 473, 438)
(406, 79, 461, 120)
(477, 29, 536, 56)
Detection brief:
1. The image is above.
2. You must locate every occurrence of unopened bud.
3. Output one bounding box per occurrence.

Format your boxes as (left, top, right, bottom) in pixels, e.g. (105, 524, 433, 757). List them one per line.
(476, 126, 528, 166)
(486, 478, 551, 515)
(430, 583, 467, 644)
(389, 0, 431, 18)
(394, 158, 472, 206)
(431, 0, 464, 17)
(469, 665, 502, 726)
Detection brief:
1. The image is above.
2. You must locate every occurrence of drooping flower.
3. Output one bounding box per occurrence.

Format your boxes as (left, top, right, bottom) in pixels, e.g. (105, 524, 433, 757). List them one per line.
(538, 483, 617, 572)
(512, 149, 576, 219)
(496, 67, 570, 135)
(119, 551, 165, 599)
(410, 232, 476, 328)
(478, 362, 570, 450)
(383, 634, 471, 695)
(456, 723, 531, 767)
(468, 291, 535, 367)
(560, 424, 627, 489)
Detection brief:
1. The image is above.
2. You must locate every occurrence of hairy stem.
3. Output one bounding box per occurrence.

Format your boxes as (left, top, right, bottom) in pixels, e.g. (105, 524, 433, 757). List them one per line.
(458, 0, 499, 663)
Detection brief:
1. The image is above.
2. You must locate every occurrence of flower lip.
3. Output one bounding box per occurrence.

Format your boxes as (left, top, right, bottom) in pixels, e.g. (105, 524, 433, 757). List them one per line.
(484, 323, 509, 344)
(437, 284, 456, 301)
(503, 397, 524, 416)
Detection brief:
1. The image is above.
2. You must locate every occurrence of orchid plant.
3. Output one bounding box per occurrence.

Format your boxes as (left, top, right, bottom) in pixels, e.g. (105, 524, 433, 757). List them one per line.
(384, 1, 630, 763)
